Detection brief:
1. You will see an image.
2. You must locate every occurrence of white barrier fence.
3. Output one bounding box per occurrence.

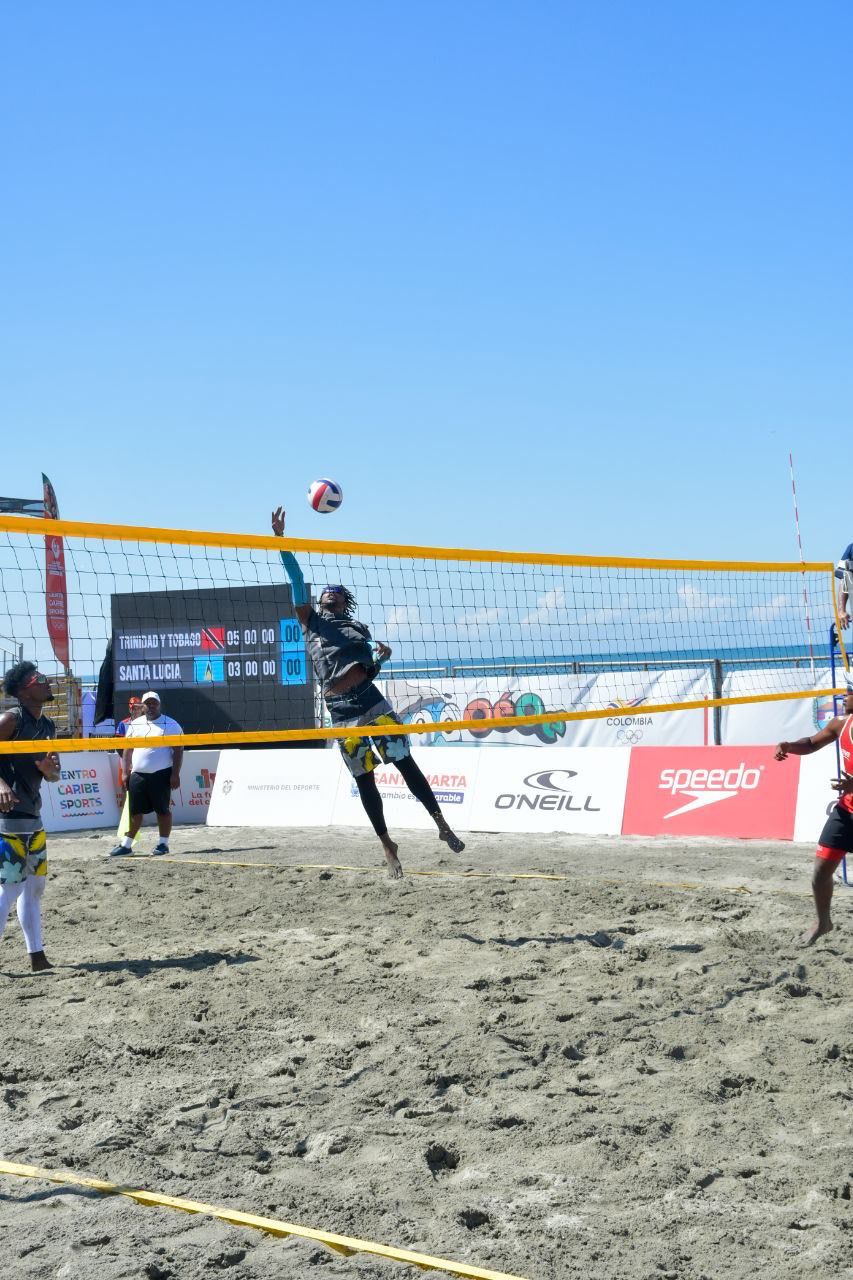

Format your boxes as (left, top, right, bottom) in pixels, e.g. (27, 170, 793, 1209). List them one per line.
(205, 744, 840, 844)
(40, 701, 847, 846)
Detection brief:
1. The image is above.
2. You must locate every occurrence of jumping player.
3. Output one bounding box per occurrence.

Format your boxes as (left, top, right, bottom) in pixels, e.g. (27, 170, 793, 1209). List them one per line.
(775, 678, 853, 945)
(272, 506, 464, 878)
(0, 662, 60, 972)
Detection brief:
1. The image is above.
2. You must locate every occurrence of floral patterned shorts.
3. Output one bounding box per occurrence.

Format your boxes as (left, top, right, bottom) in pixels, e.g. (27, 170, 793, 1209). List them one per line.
(0, 830, 48, 887)
(333, 699, 412, 779)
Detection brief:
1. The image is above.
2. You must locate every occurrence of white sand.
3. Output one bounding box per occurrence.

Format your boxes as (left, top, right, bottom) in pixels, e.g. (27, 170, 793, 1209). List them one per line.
(0, 825, 851, 1279)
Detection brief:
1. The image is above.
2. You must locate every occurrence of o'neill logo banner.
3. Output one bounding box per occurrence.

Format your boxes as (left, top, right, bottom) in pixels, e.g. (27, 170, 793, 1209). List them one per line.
(622, 747, 800, 840)
(470, 747, 629, 834)
(42, 474, 70, 669)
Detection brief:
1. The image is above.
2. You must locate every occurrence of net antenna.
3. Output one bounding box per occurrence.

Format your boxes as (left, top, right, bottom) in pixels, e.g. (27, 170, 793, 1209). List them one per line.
(789, 451, 816, 681)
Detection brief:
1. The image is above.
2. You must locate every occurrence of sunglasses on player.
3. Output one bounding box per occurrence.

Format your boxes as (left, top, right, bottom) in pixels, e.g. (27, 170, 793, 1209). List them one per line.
(22, 673, 50, 688)
(322, 585, 345, 596)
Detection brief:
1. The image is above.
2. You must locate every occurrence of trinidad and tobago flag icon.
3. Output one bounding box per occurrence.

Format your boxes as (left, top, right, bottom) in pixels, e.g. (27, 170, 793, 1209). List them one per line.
(201, 626, 225, 651)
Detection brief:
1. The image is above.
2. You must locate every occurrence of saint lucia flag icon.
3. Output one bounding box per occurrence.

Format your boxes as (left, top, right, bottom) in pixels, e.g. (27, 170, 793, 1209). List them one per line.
(193, 655, 225, 683)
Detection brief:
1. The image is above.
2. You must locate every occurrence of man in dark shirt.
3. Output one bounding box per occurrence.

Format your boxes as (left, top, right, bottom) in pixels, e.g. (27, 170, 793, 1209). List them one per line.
(0, 661, 60, 972)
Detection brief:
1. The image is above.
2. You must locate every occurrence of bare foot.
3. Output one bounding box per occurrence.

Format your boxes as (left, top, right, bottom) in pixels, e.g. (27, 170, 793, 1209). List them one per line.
(800, 919, 833, 947)
(29, 951, 53, 973)
(438, 824, 465, 854)
(382, 840, 403, 880)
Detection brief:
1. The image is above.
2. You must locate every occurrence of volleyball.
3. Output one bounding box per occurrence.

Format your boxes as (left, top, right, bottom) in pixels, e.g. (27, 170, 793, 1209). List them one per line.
(307, 478, 343, 514)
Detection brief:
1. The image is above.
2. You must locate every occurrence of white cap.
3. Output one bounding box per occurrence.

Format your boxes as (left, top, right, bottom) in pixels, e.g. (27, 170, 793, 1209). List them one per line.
(141, 691, 161, 703)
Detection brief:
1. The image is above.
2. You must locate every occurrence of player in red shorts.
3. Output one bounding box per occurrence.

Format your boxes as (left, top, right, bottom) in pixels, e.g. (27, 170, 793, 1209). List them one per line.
(775, 678, 853, 945)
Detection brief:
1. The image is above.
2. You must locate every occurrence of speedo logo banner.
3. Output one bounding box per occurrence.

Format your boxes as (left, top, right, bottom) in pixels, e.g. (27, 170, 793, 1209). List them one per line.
(622, 747, 800, 839)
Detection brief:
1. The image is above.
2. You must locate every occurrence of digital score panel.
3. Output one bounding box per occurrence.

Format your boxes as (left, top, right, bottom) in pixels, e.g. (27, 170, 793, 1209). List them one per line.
(111, 583, 315, 735)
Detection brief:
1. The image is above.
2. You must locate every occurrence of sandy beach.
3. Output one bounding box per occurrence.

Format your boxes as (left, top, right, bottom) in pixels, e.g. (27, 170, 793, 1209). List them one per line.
(0, 825, 850, 1279)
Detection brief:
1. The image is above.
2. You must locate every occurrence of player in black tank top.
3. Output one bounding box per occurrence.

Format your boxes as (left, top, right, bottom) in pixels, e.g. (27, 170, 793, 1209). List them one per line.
(0, 661, 60, 972)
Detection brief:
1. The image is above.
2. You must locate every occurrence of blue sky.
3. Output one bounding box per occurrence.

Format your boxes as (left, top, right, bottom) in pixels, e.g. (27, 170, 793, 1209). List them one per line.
(1, 2, 851, 562)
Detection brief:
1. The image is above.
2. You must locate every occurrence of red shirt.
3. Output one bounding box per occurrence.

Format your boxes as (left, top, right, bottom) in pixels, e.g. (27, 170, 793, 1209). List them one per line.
(838, 715, 853, 812)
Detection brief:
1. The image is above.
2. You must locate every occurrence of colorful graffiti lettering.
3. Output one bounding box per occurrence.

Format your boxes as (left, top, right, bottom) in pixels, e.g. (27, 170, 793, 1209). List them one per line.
(398, 690, 464, 746)
(463, 690, 566, 744)
(397, 686, 566, 744)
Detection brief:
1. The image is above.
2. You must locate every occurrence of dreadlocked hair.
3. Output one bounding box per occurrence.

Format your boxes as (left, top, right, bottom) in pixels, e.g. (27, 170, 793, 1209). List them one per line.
(338, 587, 357, 617)
(3, 660, 37, 699)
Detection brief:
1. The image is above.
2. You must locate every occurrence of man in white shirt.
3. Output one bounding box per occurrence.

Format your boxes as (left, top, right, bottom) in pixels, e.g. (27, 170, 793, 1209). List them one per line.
(108, 692, 183, 857)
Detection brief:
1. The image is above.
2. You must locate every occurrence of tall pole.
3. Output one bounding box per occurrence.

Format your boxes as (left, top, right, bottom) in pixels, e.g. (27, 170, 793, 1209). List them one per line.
(789, 452, 816, 680)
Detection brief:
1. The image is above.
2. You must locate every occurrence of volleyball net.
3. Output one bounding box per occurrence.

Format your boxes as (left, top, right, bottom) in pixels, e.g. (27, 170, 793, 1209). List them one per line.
(0, 514, 844, 752)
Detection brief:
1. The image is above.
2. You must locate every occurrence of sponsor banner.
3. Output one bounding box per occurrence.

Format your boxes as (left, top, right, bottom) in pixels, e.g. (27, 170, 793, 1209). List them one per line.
(467, 747, 629, 834)
(382, 670, 711, 749)
(43, 753, 121, 831)
(103, 749, 222, 826)
(793, 748, 844, 844)
(622, 746, 799, 839)
(331, 747, 482, 832)
(208, 748, 339, 827)
(172, 751, 220, 824)
(720, 667, 836, 746)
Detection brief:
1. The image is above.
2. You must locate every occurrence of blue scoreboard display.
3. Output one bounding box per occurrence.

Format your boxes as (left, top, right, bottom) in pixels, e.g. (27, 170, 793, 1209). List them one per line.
(111, 583, 316, 735)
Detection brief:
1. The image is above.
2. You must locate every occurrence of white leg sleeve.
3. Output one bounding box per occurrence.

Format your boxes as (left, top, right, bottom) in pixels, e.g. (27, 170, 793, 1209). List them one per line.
(17, 875, 46, 954)
(0, 881, 25, 941)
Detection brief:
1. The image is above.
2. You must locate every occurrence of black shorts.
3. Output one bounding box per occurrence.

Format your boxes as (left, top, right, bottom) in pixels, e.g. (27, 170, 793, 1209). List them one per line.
(817, 803, 853, 856)
(128, 767, 173, 817)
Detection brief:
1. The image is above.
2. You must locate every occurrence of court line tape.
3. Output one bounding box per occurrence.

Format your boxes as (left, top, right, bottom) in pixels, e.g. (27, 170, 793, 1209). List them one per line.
(0, 1159, 530, 1280)
(155, 856, 754, 895)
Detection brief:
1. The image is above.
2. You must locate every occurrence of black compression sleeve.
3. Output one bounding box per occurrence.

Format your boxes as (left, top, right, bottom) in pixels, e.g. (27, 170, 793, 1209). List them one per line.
(396, 754, 440, 816)
(355, 772, 388, 837)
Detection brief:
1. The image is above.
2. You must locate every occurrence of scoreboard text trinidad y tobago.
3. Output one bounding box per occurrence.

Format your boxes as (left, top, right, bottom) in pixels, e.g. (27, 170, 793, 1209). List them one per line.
(110, 583, 315, 734)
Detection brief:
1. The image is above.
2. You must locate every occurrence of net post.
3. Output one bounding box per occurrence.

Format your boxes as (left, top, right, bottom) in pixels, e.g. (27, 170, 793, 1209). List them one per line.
(712, 659, 723, 746)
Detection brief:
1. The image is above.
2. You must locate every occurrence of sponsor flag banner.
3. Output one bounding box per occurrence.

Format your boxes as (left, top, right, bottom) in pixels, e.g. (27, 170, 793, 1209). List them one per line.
(381, 671, 711, 749)
(468, 747, 629, 834)
(622, 746, 799, 840)
(720, 667, 835, 746)
(793, 749, 841, 844)
(42, 474, 70, 669)
(331, 747, 482, 832)
(207, 749, 340, 827)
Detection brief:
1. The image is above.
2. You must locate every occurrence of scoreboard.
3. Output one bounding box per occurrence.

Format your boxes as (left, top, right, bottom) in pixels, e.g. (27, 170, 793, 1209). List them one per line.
(111, 583, 316, 735)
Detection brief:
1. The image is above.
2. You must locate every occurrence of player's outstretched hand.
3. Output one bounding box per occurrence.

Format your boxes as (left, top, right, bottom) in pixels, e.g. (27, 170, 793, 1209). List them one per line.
(774, 743, 788, 761)
(830, 775, 853, 794)
(271, 507, 286, 537)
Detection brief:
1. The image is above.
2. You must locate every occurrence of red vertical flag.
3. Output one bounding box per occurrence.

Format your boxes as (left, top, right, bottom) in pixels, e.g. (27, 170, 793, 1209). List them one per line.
(42, 473, 70, 669)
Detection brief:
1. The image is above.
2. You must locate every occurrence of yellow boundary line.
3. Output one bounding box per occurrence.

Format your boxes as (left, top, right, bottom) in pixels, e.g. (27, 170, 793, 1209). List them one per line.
(153, 856, 755, 895)
(0, 512, 834, 572)
(0, 1160, 529, 1280)
(0, 686, 842, 754)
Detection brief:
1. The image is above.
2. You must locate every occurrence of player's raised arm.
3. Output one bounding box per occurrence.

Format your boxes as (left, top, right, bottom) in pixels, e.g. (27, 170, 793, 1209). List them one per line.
(272, 506, 312, 626)
(775, 719, 844, 760)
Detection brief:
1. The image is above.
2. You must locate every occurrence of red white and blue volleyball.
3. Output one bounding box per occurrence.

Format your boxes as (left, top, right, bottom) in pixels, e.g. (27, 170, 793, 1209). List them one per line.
(307, 478, 343, 513)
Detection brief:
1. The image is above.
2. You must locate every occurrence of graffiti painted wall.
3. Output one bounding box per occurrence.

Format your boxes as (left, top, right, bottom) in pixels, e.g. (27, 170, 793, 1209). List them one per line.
(380, 670, 713, 748)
